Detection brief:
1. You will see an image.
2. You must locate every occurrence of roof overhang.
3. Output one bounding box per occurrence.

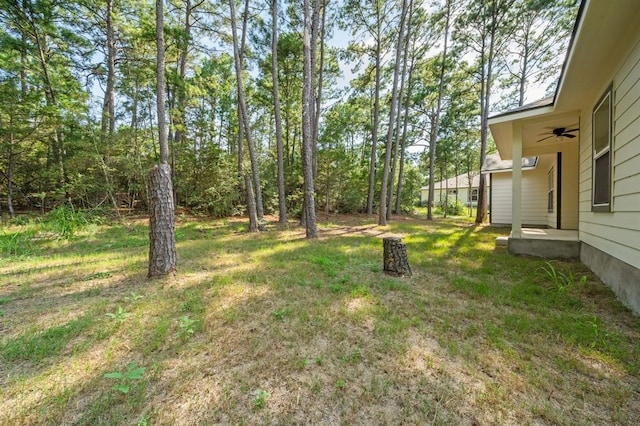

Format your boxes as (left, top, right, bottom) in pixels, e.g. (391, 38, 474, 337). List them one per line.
(488, 0, 640, 159)
(489, 108, 580, 160)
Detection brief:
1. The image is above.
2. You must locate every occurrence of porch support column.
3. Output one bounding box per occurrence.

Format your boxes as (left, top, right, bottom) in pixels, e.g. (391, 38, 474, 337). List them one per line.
(511, 123, 523, 238)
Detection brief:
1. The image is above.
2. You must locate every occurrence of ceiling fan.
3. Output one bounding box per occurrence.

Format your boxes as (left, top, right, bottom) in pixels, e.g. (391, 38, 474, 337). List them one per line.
(536, 126, 579, 142)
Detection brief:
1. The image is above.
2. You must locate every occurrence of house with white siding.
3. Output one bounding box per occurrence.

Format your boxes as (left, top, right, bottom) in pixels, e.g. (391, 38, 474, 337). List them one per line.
(419, 173, 486, 208)
(488, 0, 640, 314)
(481, 153, 555, 227)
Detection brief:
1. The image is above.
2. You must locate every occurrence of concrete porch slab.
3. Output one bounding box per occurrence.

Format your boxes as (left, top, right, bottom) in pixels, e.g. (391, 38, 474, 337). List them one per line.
(496, 228, 581, 259)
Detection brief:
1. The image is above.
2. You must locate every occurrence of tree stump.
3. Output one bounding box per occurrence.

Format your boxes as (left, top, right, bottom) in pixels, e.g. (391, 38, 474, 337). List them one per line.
(383, 237, 412, 277)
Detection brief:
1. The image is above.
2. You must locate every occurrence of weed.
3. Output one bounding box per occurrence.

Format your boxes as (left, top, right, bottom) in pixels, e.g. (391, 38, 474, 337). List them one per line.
(0, 229, 35, 257)
(336, 379, 346, 389)
(106, 306, 132, 323)
(253, 389, 269, 410)
(145, 317, 170, 354)
(46, 204, 88, 239)
(104, 362, 146, 394)
(541, 261, 587, 293)
(125, 291, 144, 302)
(272, 307, 292, 321)
(82, 271, 112, 281)
(341, 347, 363, 364)
(178, 315, 198, 339)
(181, 290, 204, 314)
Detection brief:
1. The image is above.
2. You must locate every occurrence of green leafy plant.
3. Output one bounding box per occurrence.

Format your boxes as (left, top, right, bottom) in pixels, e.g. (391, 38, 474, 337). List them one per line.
(178, 315, 198, 339)
(541, 261, 587, 292)
(253, 389, 269, 409)
(125, 291, 144, 302)
(105, 306, 132, 323)
(104, 362, 146, 394)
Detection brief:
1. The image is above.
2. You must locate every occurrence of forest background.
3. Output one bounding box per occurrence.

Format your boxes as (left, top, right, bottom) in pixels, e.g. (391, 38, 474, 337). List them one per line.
(0, 0, 579, 226)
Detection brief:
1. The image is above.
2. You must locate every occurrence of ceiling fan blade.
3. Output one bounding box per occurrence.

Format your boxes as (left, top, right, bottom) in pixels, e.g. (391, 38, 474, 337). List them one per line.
(564, 128, 579, 133)
(536, 135, 555, 142)
(562, 133, 576, 138)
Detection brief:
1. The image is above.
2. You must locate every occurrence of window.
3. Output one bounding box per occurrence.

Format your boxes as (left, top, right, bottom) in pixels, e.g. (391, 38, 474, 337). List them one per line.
(592, 85, 612, 211)
(470, 188, 478, 202)
(547, 168, 554, 213)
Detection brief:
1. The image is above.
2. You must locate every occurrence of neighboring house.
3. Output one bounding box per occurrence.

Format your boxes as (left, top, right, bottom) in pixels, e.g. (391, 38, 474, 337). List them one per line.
(481, 153, 556, 228)
(487, 0, 640, 313)
(419, 173, 486, 207)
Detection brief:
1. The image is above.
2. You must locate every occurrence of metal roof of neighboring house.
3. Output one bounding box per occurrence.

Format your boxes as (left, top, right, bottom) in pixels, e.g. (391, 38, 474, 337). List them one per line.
(420, 173, 484, 191)
(481, 153, 539, 174)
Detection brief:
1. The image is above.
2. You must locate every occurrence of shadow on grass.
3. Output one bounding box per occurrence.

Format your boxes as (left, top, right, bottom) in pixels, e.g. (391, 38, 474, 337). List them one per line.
(1, 215, 639, 424)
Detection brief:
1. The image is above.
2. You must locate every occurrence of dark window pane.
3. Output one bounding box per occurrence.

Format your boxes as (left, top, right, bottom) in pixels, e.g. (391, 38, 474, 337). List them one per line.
(594, 152, 610, 205)
(594, 94, 610, 154)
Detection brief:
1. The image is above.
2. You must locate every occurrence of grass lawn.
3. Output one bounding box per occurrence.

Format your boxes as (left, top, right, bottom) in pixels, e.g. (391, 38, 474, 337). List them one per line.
(1, 212, 639, 425)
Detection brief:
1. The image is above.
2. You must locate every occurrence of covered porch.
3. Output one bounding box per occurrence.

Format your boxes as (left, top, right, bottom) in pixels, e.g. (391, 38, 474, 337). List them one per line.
(488, 99, 581, 259)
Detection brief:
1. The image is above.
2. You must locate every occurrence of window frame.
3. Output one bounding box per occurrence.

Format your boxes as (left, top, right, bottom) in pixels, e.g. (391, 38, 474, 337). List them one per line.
(470, 188, 478, 203)
(592, 84, 613, 212)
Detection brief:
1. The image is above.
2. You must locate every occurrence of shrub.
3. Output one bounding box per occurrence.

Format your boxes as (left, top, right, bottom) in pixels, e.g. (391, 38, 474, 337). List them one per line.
(436, 198, 466, 216)
(45, 204, 88, 239)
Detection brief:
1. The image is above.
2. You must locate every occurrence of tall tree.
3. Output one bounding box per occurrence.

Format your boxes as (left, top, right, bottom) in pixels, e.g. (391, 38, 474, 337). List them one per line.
(148, 0, 177, 277)
(456, 0, 515, 224)
(342, 0, 388, 215)
(427, 0, 453, 221)
(229, 0, 260, 231)
(379, 0, 408, 226)
(271, 0, 287, 224)
(301, 0, 317, 238)
(386, 0, 414, 220)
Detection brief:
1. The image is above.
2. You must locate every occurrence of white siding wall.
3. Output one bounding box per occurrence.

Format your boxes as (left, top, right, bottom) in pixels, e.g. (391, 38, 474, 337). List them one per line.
(579, 31, 640, 270)
(490, 168, 549, 226)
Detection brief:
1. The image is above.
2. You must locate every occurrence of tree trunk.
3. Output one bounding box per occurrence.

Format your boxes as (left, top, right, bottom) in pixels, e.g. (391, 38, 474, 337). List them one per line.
(383, 237, 412, 277)
(148, 0, 177, 277)
(148, 164, 177, 277)
(387, 0, 413, 220)
(272, 0, 287, 225)
(7, 123, 15, 218)
(427, 0, 451, 221)
(230, 0, 264, 227)
(475, 14, 497, 224)
(379, 0, 408, 226)
(302, 0, 317, 238)
(245, 174, 259, 232)
(366, 3, 382, 215)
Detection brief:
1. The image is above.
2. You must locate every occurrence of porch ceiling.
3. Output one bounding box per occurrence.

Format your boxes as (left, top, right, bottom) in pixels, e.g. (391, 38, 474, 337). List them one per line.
(489, 110, 580, 160)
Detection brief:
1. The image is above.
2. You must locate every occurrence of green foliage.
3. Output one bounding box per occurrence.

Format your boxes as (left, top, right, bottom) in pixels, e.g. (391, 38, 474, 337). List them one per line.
(0, 228, 35, 257)
(125, 291, 144, 302)
(178, 315, 198, 339)
(541, 261, 588, 293)
(45, 204, 88, 239)
(436, 198, 466, 216)
(105, 306, 132, 323)
(252, 389, 269, 410)
(104, 363, 146, 394)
